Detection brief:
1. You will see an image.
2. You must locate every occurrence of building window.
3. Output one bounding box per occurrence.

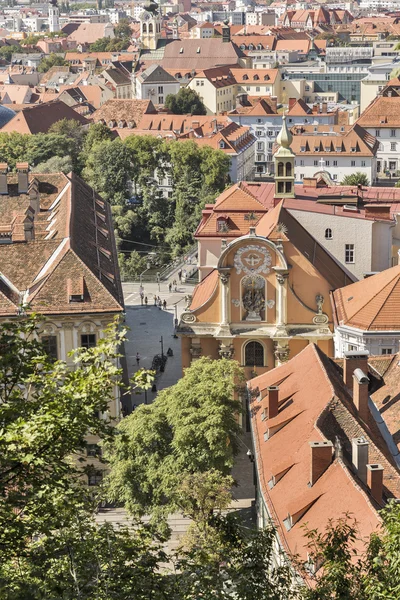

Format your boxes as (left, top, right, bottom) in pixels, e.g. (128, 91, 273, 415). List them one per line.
(41, 335, 58, 361)
(333, 174, 337, 180)
(158, 96, 164, 104)
(257, 142, 264, 150)
(391, 129, 396, 137)
(375, 130, 380, 137)
(256, 87, 260, 92)
(389, 161, 396, 170)
(361, 160, 366, 167)
(351, 160, 356, 167)
(81, 334, 96, 349)
(325, 228, 332, 240)
(391, 142, 396, 151)
(333, 160, 337, 166)
(381, 348, 393, 355)
(348, 344, 357, 351)
(87, 443, 102, 457)
(345, 244, 355, 264)
(88, 470, 103, 486)
(314, 160, 318, 166)
(244, 341, 264, 367)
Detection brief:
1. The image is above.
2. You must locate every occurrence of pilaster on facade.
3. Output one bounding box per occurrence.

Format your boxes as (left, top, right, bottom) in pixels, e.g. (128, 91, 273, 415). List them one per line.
(190, 338, 202, 360)
(218, 268, 231, 325)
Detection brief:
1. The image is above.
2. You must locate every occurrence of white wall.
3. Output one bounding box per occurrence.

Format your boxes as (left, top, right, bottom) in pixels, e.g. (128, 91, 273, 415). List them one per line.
(334, 325, 400, 357)
(288, 209, 377, 280)
(365, 127, 400, 174)
(294, 155, 376, 185)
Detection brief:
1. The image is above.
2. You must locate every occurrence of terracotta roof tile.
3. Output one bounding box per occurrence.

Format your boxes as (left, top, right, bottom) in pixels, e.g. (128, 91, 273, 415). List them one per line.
(189, 268, 219, 310)
(332, 265, 400, 330)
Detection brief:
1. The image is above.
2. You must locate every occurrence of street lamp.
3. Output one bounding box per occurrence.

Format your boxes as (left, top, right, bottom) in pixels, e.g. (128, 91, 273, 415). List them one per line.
(156, 271, 160, 292)
(139, 261, 151, 284)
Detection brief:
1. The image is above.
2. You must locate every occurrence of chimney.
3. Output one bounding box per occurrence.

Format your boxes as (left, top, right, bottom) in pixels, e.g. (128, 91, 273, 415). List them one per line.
(322, 101, 328, 113)
(266, 385, 279, 419)
(366, 464, 384, 505)
(310, 441, 333, 486)
(288, 97, 296, 111)
(16, 162, 29, 194)
(353, 368, 370, 423)
(0, 162, 8, 195)
(343, 351, 369, 388)
(352, 437, 369, 484)
(312, 103, 318, 114)
(269, 95, 278, 113)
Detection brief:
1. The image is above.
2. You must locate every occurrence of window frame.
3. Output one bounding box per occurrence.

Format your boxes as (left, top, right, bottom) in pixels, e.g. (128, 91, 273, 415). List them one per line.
(345, 243, 355, 264)
(244, 340, 265, 367)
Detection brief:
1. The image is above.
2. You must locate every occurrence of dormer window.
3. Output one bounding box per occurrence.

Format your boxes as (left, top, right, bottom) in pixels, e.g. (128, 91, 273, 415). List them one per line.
(179, 47, 183, 53)
(196, 47, 200, 53)
(257, 44, 262, 50)
(264, 74, 269, 81)
(253, 74, 259, 81)
(219, 141, 225, 149)
(118, 121, 124, 128)
(351, 147, 356, 152)
(108, 120, 114, 128)
(336, 146, 341, 152)
(314, 146, 319, 152)
(243, 73, 248, 80)
(217, 217, 229, 232)
(68, 276, 85, 303)
(301, 146, 306, 152)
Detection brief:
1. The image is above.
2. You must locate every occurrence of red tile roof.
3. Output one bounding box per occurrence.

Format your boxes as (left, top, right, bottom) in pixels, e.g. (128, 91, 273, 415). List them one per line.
(249, 343, 400, 563)
(332, 265, 400, 330)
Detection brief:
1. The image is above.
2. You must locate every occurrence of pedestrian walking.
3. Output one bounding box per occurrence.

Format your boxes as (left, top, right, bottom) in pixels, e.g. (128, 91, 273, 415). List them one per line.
(153, 294, 157, 306)
(178, 269, 182, 282)
(144, 296, 148, 306)
(168, 282, 172, 293)
(158, 298, 162, 310)
(182, 269, 187, 282)
(163, 299, 167, 310)
(136, 352, 140, 366)
(173, 278, 177, 291)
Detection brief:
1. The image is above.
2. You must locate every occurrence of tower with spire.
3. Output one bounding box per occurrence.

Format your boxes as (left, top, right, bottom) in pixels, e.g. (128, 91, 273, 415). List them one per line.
(139, 0, 161, 51)
(48, 0, 60, 33)
(274, 114, 295, 199)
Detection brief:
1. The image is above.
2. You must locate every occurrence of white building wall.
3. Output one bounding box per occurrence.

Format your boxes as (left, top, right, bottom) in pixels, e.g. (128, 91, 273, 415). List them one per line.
(366, 127, 400, 175)
(294, 155, 375, 185)
(288, 209, 376, 280)
(136, 79, 180, 104)
(334, 325, 400, 357)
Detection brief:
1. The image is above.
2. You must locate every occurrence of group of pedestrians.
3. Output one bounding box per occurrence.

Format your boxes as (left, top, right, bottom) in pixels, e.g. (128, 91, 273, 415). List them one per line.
(153, 295, 167, 310)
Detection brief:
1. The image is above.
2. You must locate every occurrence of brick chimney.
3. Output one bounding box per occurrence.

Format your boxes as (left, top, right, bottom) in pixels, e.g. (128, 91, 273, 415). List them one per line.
(322, 101, 328, 113)
(353, 368, 370, 423)
(312, 103, 318, 114)
(309, 441, 333, 486)
(288, 97, 296, 111)
(366, 464, 384, 505)
(352, 437, 369, 484)
(0, 163, 7, 195)
(269, 95, 278, 113)
(266, 385, 279, 419)
(16, 162, 29, 195)
(343, 351, 369, 388)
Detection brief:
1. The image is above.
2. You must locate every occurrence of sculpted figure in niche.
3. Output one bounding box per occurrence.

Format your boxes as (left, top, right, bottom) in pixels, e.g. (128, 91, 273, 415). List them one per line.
(242, 276, 265, 321)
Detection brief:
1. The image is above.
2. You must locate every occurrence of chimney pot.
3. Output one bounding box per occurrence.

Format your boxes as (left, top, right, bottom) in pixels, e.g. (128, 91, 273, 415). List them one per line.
(367, 463, 384, 505)
(16, 162, 29, 195)
(288, 97, 296, 111)
(353, 368, 370, 423)
(0, 162, 8, 195)
(352, 437, 369, 484)
(343, 351, 369, 388)
(266, 385, 279, 419)
(309, 441, 333, 486)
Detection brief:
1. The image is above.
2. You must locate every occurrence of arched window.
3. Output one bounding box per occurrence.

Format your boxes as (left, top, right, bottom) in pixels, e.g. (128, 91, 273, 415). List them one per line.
(286, 162, 292, 176)
(325, 228, 332, 239)
(149, 22, 153, 33)
(245, 341, 264, 367)
(277, 162, 284, 176)
(142, 23, 147, 33)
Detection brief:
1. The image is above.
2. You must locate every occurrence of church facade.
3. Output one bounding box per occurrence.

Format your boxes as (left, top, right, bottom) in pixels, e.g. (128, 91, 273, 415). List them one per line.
(178, 117, 355, 380)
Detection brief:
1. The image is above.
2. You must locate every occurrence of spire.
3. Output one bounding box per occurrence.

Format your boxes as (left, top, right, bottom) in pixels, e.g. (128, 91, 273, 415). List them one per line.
(276, 114, 292, 149)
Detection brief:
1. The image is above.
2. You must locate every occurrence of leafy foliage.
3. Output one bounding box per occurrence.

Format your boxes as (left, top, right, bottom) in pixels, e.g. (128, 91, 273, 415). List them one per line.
(90, 36, 130, 52)
(37, 53, 68, 72)
(165, 87, 207, 115)
(105, 357, 244, 519)
(341, 172, 370, 187)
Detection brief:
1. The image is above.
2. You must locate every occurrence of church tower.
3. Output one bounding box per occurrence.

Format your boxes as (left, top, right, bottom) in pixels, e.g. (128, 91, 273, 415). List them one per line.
(48, 0, 60, 33)
(140, 0, 161, 51)
(274, 114, 295, 199)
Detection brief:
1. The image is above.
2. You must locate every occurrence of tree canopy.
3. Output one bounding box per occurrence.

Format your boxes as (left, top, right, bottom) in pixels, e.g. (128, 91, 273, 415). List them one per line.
(37, 53, 68, 73)
(165, 87, 207, 115)
(105, 357, 244, 519)
(341, 172, 369, 187)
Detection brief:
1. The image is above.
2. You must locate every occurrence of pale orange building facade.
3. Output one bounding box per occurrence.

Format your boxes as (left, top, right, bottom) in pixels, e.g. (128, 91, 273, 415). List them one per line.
(178, 116, 355, 380)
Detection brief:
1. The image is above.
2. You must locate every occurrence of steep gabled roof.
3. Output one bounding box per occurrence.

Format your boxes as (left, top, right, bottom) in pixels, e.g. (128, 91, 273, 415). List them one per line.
(0, 100, 89, 134)
(332, 265, 400, 331)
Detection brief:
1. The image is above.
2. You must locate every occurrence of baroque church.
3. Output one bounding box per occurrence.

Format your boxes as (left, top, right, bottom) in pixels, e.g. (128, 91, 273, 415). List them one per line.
(177, 116, 355, 380)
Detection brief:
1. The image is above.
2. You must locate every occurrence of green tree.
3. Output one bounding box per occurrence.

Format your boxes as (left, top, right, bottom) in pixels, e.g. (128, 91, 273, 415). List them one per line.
(118, 249, 147, 280)
(37, 53, 68, 73)
(105, 357, 244, 519)
(82, 139, 132, 203)
(82, 122, 114, 156)
(90, 36, 129, 52)
(0, 317, 123, 557)
(32, 154, 73, 173)
(341, 172, 370, 187)
(114, 18, 132, 39)
(165, 87, 207, 115)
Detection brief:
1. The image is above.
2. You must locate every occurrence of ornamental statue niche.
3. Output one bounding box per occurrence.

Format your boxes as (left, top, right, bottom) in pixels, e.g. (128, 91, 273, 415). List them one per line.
(242, 275, 265, 321)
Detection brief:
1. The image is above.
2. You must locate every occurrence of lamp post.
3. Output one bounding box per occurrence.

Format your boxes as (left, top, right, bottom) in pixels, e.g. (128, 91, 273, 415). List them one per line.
(160, 335, 164, 359)
(139, 261, 151, 284)
(156, 271, 160, 292)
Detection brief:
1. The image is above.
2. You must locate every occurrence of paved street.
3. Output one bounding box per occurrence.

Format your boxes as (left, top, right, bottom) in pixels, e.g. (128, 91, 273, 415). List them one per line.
(122, 280, 195, 411)
(97, 281, 256, 549)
